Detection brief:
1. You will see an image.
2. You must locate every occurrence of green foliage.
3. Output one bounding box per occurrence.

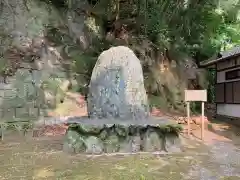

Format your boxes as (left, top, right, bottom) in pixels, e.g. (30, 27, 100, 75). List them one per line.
(139, 0, 240, 58)
(157, 124, 183, 134)
(190, 102, 202, 115)
(130, 0, 239, 112)
(0, 30, 12, 74)
(0, 121, 33, 140)
(0, 57, 8, 74)
(207, 69, 216, 103)
(39, 0, 240, 113)
(46, 0, 240, 77)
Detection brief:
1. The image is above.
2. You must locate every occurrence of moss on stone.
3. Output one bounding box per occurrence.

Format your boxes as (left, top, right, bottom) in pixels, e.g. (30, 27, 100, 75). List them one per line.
(156, 124, 183, 135)
(64, 129, 87, 153)
(64, 122, 182, 154)
(103, 134, 120, 153)
(142, 130, 163, 152)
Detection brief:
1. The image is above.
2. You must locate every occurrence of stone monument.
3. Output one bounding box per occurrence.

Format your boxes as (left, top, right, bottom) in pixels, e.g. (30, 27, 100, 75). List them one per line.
(63, 46, 182, 154)
(87, 46, 149, 120)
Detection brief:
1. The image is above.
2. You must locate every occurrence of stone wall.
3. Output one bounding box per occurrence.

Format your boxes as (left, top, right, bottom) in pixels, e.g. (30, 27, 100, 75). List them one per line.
(0, 0, 71, 123)
(0, 65, 67, 123)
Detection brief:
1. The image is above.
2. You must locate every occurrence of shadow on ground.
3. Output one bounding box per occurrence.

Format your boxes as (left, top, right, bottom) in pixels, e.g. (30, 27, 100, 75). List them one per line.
(194, 111, 240, 146)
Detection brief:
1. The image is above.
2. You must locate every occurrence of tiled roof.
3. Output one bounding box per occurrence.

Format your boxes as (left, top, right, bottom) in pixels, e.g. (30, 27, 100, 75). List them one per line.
(220, 46, 240, 58)
(200, 45, 240, 67)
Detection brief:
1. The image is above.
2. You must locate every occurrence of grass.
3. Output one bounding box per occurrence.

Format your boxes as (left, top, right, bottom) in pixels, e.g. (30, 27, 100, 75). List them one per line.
(0, 136, 194, 180)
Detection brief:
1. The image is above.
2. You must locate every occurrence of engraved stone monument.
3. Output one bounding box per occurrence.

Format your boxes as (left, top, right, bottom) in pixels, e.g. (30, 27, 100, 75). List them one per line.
(64, 46, 182, 154)
(87, 46, 149, 119)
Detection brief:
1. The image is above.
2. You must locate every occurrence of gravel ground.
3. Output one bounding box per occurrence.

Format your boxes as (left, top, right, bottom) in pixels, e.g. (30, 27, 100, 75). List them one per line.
(183, 141, 240, 180)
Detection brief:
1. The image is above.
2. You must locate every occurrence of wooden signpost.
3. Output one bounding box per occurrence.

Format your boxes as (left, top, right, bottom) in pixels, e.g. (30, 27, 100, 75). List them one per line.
(184, 90, 207, 140)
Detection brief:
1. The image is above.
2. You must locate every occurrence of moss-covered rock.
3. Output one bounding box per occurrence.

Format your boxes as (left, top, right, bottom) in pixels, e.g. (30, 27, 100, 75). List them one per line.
(103, 134, 120, 153)
(63, 129, 85, 153)
(130, 135, 142, 153)
(142, 130, 163, 152)
(85, 136, 104, 154)
(164, 134, 181, 153)
(63, 120, 183, 154)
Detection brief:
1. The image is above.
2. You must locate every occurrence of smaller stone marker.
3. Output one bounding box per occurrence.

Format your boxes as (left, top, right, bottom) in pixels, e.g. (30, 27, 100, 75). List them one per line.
(184, 90, 207, 140)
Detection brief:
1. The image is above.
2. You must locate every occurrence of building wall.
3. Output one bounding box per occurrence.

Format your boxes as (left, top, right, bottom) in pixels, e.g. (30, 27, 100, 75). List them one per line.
(217, 66, 240, 83)
(216, 56, 240, 118)
(217, 104, 240, 117)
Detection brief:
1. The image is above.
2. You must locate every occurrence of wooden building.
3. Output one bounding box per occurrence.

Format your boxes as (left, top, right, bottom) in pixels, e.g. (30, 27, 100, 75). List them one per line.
(200, 46, 240, 124)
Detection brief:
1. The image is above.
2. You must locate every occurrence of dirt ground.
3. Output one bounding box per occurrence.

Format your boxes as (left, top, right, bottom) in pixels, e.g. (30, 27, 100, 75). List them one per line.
(0, 120, 240, 180)
(1, 93, 240, 179)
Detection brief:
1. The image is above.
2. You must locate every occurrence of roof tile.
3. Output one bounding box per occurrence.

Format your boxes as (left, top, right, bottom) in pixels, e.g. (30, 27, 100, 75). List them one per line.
(220, 46, 240, 58)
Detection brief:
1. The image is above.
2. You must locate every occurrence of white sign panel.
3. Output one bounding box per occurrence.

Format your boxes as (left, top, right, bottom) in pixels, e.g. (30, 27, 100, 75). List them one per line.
(185, 90, 207, 102)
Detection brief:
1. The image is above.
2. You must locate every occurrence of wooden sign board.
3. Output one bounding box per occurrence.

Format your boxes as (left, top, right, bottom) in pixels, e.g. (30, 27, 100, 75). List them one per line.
(184, 89, 207, 140)
(185, 90, 207, 102)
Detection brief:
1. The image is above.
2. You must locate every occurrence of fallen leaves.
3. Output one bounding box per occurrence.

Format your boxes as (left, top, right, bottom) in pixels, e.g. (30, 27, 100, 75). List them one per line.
(33, 124, 68, 137)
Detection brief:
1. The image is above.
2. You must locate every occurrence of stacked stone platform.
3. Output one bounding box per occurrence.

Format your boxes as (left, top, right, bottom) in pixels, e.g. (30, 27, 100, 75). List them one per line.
(63, 117, 182, 154)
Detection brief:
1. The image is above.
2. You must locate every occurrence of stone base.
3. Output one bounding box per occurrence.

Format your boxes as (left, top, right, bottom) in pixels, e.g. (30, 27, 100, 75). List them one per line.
(63, 117, 182, 154)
